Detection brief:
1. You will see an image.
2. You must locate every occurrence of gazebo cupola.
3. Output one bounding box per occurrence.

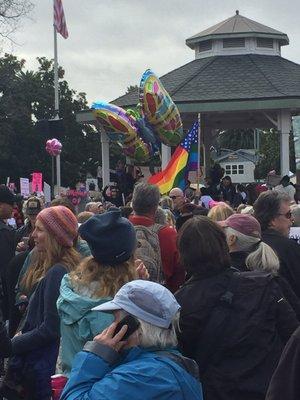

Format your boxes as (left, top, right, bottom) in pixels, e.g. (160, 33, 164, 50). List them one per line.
(186, 10, 289, 59)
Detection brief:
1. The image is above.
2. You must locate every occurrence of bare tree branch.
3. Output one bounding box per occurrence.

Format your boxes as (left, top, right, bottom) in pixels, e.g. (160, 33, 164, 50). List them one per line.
(0, 0, 34, 41)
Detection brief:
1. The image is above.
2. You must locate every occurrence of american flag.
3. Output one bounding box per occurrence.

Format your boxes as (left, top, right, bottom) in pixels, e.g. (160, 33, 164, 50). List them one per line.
(181, 122, 199, 171)
(54, 0, 69, 39)
(181, 122, 198, 152)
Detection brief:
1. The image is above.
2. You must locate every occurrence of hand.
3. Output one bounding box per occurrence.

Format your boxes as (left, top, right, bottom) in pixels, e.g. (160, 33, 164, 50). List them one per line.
(94, 322, 128, 352)
(135, 259, 149, 280)
(16, 241, 28, 252)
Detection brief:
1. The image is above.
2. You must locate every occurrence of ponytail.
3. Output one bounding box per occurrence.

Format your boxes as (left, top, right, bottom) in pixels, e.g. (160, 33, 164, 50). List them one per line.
(246, 242, 280, 273)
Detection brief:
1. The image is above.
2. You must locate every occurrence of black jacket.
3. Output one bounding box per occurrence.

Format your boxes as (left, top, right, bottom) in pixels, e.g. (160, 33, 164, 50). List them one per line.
(266, 326, 300, 400)
(230, 251, 300, 320)
(0, 321, 11, 357)
(262, 229, 300, 299)
(0, 220, 17, 319)
(175, 268, 299, 400)
(0, 220, 16, 275)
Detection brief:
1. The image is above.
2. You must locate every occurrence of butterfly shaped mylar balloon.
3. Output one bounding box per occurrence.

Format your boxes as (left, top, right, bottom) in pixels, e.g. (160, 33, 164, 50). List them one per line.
(92, 69, 183, 162)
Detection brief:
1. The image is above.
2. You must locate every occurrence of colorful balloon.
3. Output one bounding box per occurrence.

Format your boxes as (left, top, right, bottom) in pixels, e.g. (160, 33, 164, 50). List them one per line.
(45, 138, 62, 157)
(91, 69, 183, 162)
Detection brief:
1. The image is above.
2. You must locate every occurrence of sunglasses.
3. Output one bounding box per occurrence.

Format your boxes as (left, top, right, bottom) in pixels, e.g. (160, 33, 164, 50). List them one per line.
(170, 195, 181, 200)
(277, 211, 292, 219)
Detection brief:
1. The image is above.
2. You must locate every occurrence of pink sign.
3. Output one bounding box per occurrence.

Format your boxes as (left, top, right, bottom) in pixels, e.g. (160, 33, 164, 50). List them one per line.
(32, 172, 43, 193)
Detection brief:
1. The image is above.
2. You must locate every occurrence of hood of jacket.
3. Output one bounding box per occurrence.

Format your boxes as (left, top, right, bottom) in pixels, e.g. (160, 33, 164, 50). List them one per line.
(57, 274, 112, 326)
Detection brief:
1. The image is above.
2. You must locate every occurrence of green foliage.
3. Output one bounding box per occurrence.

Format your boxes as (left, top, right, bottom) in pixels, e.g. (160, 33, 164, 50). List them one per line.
(126, 85, 138, 94)
(217, 128, 255, 150)
(254, 129, 295, 179)
(216, 128, 296, 179)
(0, 53, 100, 187)
(254, 129, 280, 178)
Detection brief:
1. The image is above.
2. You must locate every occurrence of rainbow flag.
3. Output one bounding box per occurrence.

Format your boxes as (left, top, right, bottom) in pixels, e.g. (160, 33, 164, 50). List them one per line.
(148, 122, 199, 194)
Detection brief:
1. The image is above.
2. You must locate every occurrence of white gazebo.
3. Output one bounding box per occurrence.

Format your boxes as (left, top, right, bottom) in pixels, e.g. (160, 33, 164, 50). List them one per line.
(77, 11, 300, 186)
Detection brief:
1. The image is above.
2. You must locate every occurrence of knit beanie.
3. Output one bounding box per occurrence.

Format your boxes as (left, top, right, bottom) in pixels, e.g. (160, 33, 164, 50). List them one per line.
(79, 208, 137, 265)
(37, 205, 78, 247)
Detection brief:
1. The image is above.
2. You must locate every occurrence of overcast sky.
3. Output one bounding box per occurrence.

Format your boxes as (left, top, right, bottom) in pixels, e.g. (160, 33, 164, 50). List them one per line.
(3, 0, 300, 104)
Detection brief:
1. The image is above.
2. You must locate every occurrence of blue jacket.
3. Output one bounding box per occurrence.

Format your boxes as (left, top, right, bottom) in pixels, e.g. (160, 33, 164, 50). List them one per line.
(61, 346, 203, 400)
(57, 274, 114, 376)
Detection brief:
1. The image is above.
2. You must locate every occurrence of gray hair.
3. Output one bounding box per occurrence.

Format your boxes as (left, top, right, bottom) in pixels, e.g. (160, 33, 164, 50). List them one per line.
(291, 205, 300, 227)
(254, 191, 291, 231)
(118, 310, 179, 349)
(138, 313, 179, 349)
(154, 207, 167, 225)
(225, 227, 280, 273)
(132, 183, 160, 216)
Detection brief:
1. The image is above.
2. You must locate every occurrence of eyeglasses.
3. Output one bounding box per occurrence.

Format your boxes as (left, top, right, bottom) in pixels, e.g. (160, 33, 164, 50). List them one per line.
(277, 211, 292, 219)
(170, 195, 181, 200)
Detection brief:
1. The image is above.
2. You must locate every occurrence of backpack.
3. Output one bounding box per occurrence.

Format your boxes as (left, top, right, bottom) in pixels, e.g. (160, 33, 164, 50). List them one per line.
(134, 224, 164, 284)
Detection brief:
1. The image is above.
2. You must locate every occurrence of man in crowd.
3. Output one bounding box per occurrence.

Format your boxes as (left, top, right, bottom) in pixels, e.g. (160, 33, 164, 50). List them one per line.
(169, 187, 186, 219)
(61, 280, 203, 400)
(0, 186, 19, 319)
(220, 176, 236, 206)
(254, 191, 300, 298)
(129, 183, 184, 292)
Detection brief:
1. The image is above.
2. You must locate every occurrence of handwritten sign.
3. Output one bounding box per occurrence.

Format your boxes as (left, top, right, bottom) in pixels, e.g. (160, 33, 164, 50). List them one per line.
(20, 178, 30, 197)
(32, 172, 43, 193)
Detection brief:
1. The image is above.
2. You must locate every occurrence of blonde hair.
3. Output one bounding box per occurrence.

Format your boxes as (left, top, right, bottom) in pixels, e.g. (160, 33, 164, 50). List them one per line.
(164, 209, 176, 228)
(70, 255, 137, 298)
(22, 229, 80, 293)
(160, 196, 173, 211)
(208, 204, 234, 222)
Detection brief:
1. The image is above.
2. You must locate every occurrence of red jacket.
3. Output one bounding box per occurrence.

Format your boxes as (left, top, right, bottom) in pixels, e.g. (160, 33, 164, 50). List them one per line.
(129, 215, 185, 293)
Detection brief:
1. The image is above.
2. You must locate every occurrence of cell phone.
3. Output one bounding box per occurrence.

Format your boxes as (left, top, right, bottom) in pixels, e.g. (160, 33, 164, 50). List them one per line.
(114, 315, 140, 341)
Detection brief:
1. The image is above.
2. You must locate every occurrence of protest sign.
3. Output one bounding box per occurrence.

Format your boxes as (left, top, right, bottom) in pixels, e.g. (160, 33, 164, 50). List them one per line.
(32, 172, 43, 193)
(20, 178, 30, 197)
(43, 182, 51, 204)
(289, 227, 300, 244)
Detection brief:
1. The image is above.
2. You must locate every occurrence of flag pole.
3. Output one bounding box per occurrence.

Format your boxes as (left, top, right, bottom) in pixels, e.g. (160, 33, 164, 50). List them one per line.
(197, 113, 201, 190)
(53, 3, 61, 196)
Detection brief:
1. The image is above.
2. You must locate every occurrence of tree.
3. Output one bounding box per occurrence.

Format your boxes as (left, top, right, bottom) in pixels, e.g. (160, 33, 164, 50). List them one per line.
(0, 54, 101, 187)
(217, 128, 255, 150)
(126, 85, 138, 94)
(0, 0, 34, 40)
(254, 129, 295, 179)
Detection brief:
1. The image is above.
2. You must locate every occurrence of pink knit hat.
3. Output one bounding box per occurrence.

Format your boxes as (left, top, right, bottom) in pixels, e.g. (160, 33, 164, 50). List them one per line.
(37, 205, 78, 247)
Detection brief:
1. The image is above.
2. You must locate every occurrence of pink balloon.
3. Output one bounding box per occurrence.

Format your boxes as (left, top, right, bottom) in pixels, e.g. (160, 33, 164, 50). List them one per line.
(45, 138, 62, 156)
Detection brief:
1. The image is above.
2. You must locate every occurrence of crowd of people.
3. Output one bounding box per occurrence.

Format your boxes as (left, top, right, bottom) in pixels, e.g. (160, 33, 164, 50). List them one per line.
(0, 165, 299, 399)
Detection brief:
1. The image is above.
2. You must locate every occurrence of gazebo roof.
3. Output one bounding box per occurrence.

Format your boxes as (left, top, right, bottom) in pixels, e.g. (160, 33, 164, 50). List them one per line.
(112, 54, 300, 113)
(186, 11, 289, 48)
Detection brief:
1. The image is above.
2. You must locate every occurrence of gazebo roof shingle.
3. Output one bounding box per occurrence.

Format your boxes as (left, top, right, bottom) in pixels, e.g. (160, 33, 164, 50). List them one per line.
(185, 12, 289, 48)
(113, 54, 300, 107)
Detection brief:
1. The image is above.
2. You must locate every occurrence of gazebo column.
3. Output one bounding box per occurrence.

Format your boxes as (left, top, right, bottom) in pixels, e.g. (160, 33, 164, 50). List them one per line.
(100, 130, 110, 188)
(278, 110, 291, 176)
(203, 126, 213, 176)
(161, 144, 171, 169)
